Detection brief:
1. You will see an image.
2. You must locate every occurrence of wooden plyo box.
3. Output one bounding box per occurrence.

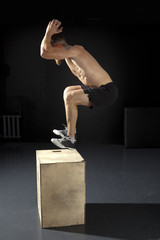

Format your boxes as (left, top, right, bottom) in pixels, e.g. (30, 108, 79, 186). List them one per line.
(36, 149, 86, 228)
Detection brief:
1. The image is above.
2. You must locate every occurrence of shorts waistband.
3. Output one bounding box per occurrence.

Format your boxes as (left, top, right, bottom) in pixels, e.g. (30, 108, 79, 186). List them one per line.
(100, 82, 116, 88)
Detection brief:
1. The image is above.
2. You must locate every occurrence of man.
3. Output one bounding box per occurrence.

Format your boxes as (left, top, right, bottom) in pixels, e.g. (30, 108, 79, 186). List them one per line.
(40, 19, 118, 148)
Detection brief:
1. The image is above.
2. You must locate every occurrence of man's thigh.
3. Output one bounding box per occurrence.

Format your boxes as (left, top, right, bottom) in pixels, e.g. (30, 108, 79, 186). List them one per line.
(64, 85, 82, 93)
(72, 88, 93, 107)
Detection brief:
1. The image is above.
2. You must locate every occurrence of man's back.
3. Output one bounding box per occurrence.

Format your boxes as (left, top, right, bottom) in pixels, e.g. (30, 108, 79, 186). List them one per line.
(65, 45, 112, 87)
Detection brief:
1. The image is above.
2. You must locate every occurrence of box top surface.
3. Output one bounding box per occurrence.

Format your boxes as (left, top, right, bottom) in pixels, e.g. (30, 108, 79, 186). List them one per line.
(36, 149, 84, 164)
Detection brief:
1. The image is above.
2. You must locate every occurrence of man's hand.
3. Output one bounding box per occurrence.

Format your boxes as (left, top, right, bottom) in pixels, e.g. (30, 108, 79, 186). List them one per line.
(46, 19, 63, 36)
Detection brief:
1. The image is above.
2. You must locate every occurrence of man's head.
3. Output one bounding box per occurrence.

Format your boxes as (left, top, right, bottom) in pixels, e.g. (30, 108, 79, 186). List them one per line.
(50, 33, 67, 47)
(51, 33, 67, 66)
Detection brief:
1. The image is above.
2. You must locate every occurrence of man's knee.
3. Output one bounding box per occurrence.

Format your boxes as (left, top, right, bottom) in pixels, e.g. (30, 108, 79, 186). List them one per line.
(63, 87, 72, 101)
(63, 88, 75, 104)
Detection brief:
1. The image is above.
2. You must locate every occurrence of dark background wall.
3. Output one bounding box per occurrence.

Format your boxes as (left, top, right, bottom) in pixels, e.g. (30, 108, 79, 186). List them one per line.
(0, 6, 160, 143)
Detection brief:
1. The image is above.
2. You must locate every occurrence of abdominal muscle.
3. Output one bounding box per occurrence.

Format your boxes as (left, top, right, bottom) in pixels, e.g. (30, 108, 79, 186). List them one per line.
(73, 64, 112, 88)
(79, 73, 112, 88)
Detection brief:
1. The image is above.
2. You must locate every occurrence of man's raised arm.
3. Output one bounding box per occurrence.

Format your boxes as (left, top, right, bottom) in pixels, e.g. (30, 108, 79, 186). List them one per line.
(40, 19, 63, 58)
(40, 19, 83, 60)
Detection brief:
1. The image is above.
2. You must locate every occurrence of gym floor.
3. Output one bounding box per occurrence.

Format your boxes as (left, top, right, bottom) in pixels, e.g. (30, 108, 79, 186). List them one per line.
(0, 142, 160, 240)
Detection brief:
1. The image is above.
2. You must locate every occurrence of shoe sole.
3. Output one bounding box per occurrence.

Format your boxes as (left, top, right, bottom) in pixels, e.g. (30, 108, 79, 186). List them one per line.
(51, 138, 75, 150)
(51, 138, 67, 149)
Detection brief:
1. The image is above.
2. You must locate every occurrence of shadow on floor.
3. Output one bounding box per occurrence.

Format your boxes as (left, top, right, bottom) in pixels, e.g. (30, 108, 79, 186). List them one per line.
(50, 203, 160, 239)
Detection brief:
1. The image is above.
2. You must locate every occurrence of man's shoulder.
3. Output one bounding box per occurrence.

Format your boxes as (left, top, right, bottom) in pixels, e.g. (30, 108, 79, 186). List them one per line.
(63, 45, 85, 59)
(73, 45, 84, 50)
(71, 45, 85, 56)
(64, 45, 84, 55)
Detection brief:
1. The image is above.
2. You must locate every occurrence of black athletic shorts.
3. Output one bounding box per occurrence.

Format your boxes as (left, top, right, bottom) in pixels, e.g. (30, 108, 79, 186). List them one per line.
(81, 82, 118, 108)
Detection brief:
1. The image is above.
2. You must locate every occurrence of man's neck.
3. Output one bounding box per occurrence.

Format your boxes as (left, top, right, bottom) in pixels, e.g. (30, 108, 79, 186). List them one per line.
(54, 43, 68, 48)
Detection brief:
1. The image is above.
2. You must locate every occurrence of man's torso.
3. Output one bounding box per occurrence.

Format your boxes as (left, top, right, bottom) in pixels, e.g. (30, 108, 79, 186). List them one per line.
(65, 45, 112, 87)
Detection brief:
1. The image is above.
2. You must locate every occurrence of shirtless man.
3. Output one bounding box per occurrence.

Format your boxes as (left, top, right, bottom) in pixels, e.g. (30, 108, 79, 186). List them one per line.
(40, 19, 118, 148)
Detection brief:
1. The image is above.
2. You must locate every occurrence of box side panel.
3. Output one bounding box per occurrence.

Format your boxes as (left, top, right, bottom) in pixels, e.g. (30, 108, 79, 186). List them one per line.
(41, 162, 86, 228)
(36, 151, 42, 225)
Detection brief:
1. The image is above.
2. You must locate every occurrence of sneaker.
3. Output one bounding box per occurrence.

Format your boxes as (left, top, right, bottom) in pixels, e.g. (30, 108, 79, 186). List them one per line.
(51, 137, 75, 149)
(53, 124, 76, 138)
(53, 124, 68, 138)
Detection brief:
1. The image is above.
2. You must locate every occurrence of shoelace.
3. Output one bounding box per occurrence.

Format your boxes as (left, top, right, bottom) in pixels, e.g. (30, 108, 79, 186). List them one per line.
(62, 124, 68, 131)
(59, 136, 76, 144)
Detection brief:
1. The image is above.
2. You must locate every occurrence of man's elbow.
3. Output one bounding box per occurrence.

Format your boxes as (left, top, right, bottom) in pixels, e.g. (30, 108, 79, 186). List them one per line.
(40, 50, 50, 59)
(40, 48, 55, 60)
(40, 48, 47, 59)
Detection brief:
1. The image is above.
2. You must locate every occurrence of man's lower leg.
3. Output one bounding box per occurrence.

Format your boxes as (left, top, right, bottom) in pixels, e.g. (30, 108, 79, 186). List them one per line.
(65, 103, 77, 140)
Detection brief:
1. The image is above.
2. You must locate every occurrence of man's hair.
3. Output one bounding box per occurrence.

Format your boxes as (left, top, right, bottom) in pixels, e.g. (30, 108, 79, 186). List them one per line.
(50, 33, 66, 46)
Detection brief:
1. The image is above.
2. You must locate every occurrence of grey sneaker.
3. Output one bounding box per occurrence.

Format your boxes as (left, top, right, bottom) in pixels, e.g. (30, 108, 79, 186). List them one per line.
(53, 124, 68, 138)
(53, 124, 76, 138)
(51, 137, 75, 149)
